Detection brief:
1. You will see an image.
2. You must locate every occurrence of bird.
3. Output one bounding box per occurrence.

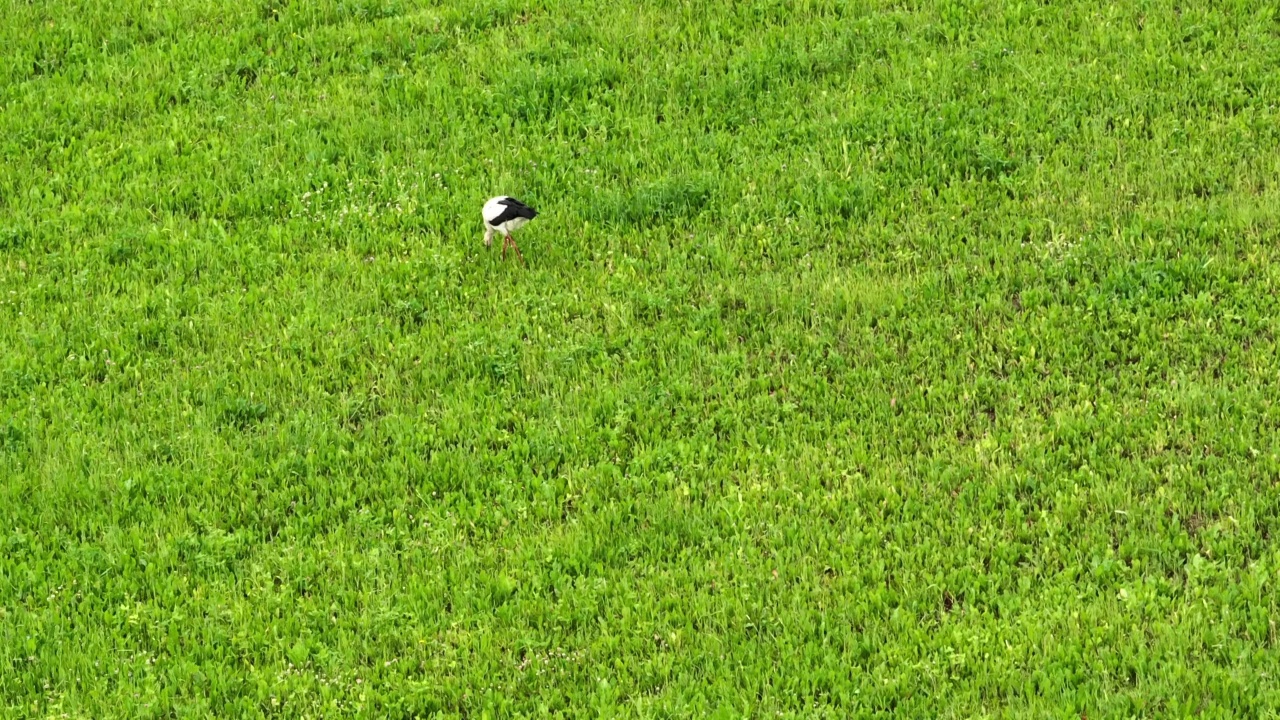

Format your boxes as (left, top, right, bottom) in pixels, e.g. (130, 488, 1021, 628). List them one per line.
(482, 196, 538, 265)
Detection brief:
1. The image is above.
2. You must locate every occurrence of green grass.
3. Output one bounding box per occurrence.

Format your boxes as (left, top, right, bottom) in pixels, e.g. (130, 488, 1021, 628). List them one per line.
(3, 0, 1280, 716)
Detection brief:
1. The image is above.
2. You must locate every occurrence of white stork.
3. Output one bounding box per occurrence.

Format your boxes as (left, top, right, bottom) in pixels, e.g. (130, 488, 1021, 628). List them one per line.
(482, 196, 538, 265)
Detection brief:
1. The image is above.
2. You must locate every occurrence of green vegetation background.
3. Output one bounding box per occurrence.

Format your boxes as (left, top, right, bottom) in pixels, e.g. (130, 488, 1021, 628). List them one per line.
(3, 0, 1280, 716)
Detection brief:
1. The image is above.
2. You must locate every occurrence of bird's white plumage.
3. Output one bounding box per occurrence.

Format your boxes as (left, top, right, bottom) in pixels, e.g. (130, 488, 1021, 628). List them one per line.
(482, 196, 529, 234)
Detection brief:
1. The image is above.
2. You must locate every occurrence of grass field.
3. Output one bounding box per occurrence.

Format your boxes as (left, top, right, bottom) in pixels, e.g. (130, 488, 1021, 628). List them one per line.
(3, 0, 1280, 716)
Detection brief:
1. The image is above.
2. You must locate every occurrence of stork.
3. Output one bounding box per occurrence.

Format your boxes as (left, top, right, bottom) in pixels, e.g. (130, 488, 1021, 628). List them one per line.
(482, 196, 538, 265)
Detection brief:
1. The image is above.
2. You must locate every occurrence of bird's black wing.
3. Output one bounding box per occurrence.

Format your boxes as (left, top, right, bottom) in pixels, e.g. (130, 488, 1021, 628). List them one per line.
(490, 197, 539, 225)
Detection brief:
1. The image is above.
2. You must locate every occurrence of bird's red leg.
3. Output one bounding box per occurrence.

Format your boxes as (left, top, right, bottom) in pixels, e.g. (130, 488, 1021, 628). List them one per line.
(501, 235, 508, 260)
(507, 235, 526, 266)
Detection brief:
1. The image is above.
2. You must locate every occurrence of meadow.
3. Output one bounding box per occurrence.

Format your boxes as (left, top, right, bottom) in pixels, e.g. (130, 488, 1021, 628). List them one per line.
(3, 0, 1280, 716)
